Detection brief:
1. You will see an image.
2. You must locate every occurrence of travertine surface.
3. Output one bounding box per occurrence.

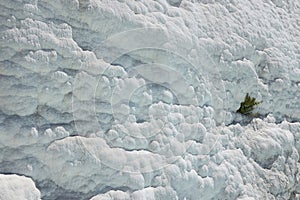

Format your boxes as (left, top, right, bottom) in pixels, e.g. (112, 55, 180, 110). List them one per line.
(0, 0, 299, 199)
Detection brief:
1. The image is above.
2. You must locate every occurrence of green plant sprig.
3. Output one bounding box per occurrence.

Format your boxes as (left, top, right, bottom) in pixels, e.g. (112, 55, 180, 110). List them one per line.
(237, 93, 262, 116)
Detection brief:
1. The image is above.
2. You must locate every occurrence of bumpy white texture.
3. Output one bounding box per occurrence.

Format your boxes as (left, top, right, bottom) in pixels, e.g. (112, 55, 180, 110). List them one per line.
(0, 0, 299, 199)
(0, 174, 41, 200)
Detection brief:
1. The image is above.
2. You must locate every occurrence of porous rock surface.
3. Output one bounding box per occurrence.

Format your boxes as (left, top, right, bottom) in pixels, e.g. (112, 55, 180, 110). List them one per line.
(0, 0, 299, 199)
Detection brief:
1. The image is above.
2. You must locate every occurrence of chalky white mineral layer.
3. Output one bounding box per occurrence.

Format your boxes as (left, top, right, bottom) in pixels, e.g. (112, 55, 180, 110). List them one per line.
(0, 0, 299, 199)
